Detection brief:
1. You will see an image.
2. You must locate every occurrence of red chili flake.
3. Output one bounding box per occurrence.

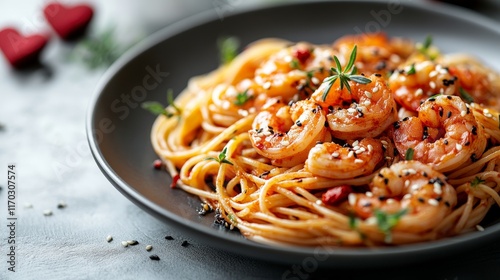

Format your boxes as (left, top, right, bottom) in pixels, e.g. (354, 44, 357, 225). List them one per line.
(293, 48, 311, 64)
(153, 159, 163, 170)
(170, 174, 180, 189)
(321, 185, 353, 205)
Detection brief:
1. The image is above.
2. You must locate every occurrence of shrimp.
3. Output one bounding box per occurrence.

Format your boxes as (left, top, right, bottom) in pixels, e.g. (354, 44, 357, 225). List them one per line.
(306, 138, 384, 179)
(392, 95, 487, 172)
(389, 60, 458, 111)
(332, 32, 414, 75)
(311, 73, 398, 140)
(252, 42, 336, 100)
(352, 161, 457, 236)
(249, 99, 330, 167)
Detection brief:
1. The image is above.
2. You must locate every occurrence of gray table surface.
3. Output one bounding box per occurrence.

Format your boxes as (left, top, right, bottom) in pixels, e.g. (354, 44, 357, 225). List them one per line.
(1, 0, 500, 279)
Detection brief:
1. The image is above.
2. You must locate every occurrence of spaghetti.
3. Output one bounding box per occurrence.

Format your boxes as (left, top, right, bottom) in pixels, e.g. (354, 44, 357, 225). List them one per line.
(149, 33, 500, 246)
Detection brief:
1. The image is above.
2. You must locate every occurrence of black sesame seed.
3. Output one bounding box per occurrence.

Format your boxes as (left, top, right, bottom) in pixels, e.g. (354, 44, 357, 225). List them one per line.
(268, 126, 274, 130)
(444, 139, 449, 145)
(165, 236, 174, 240)
(447, 95, 452, 100)
(436, 197, 442, 202)
(181, 241, 189, 247)
(423, 126, 429, 140)
(375, 61, 387, 71)
(447, 111, 452, 118)
(471, 154, 478, 162)
(296, 120, 302, 127)
(375, 73, 382, 77)
(384, 178, 389, 185)
(312, 108, 317, 114)
(378, 196, 387, 200)
(256, 128, 263, 134)
(362, 202, 372, 207)
(324, 121, 329, 127)
(439, 107, 444, 117)
(418, 197, 425, 203)
(378, 173, 384, 178)
(393, 122, 400, 129)
(464, 141, 470, 146)
(472, 126, 477, 135)
(423, 172, 428, 177)
(428, 98, 436, 102)
(149, 255, 160, 261)
(445, 201, 451, 207)
(402, 117, 409, 122)
(328, 105, 334, 113)
(467, 107, 470, 114)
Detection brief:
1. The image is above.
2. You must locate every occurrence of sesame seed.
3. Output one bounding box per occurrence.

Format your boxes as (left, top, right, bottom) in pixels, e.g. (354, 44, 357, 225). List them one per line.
(367, 144, 373, 152)
(121, 241, 129, 247)
(332, 152, 340, 158)
(352, 140, 359, 147)
(263, 81, 272, 89)
(146, 245, 153, 251)
(363, 100, 371, 106)
(415, 88, 424, 96)
(380, 140, 389, 146)
(353, 145, 360, 151)
(364, 91, 372, 98)
(43, 210, 53, 216)
(476, 225, 485, 232)
(461, 110, 467, 117)
(311, 77, 320, 85)
(429, 81, 436, 89)
(354, 159, 364, 164)
(365, 217, 377, 225)
(483, 108, 490, 114)
(372, 86, 379, 93)
(485, 113, 493, 118)
(456, 143, 463, 151)
(348, 193, 357, 205)
(428, 199, 439, 206)
(315, 200, 322, 205)
(24, 203, 33, 208)
(355, 149, 364, 155)
(181, 240, 190, 247)
(429, 70, 438, 78)
(127, 240, 139, 246)
(405, 180, 410, 187)
(386, 198, 396, 204)
(347, 108, 356, 113)
(106, 235, 113, 242)
(347, 151, 354, 158)
(281, 140, 290, 146)
(57, 201, 67, 209)
(366, 191, 373, 197)
(165, 235, 174, 240)
(402, 194, 412, 200)
(411, 184, 421, 191)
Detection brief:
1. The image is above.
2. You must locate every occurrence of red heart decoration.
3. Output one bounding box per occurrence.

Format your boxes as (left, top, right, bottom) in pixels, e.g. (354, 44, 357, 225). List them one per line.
(44, 2, 94, 40)
(0, 28, 49, 68)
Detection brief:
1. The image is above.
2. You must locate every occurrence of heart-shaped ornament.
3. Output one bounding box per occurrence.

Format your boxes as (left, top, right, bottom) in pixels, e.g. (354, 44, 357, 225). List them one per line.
(44, 2, 94, 40)
(0, 28, 49, 68)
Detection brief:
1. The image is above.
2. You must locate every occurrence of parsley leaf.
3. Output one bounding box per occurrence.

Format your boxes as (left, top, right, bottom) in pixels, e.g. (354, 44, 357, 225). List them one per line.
(406, 64, 416, 75)
(321, 45, 372, 101)
(142, 89, 181, 118)
(234, 89, 252, 106)
(206, 147, 233, 165)
(374, 208, 408, 243)
(405, 148, 414, 160)
(471, 176, 485, 187)
(459, 87, 474, 104)
(218, 36, 240, 65)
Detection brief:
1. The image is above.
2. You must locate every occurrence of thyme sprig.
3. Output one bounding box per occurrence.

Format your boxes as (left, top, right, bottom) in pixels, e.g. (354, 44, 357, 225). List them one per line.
(405, 148, 414, 160)
(459, 87, 474, 104)
(218, 36, 240, 65)
(471, 176, 486, 187)
(141, 89, 182, 118)
(321, 45, 372, 101)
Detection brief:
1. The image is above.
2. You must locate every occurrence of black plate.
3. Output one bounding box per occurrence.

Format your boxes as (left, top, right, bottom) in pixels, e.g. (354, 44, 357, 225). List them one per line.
(87, 0, 500, 267)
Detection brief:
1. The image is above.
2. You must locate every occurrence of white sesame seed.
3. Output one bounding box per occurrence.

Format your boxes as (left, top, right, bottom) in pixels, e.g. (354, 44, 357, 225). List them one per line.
(355, 149, 364, 155)
(429, 81, 436, 89)
(483, 108, 490, 114)
(456, 143, 463, 151)
(429, 70, 438, 78)
(354, 159, 364, 164)
(367, 144, 373, 152)
(106, 235, 113, 242)
(390, 54, 401, 63)
(405, 180, 410, 187)
(364, 91, 372, 98)
(439, 69, 448, 75)
(381, 140, 389, 146)
(347, 108, 356, 113)
(372, 86, 379, 93)
(43, 210, 52, 216)
(460, 110, 467, 117)
(366, 191, 373, 197)
(347, 151, 354, 158)
(386, 198, 396, 204)
(365, 217, 377, 225)
(311, 77, 320, 85)
(348, 193, 357, 205)
(363, 100, 371, 106)
(263, 81, 272, 89)
(281, 140, 290, 146)
(402, 193, 412, 200)
(415, 88, 424, 96)
(249, 107, 256, 114)
(121, 241, 129, 247)
(411, 184, 421, 191)
(146, 245, 153, 251)
(222, 101, 231, 110)
(284, 55, 293, 63)
(400, 76, 407, 82)
(352, 140, 359, 147)
(436, 64, 443, 71)
(428, 199, 439, 206)
(385, 156, 392, 161)
(439, 88, 444, 94)
(353, 146, 360, 151)
(332, 152, 340, 158)
(238, 109, 249, 117)
(485, 113, 493, 118)
(24, 203, 33, 208)
(476, 225, 485, 232)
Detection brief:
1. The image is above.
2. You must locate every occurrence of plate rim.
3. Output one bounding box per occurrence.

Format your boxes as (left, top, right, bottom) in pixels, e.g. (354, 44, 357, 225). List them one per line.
(86, 0, 500, 266)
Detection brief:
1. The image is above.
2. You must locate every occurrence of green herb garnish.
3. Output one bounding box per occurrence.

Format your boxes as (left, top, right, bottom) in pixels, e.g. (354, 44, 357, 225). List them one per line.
(405, 148, 414, 160)
(374, 208, 408, 243)
(234, 89, 252, 106)
(349, 213, 358, 230)
(206, 147, 233, 165)
(321, 45, 372, 101)
(218, 36, 240, 65)
(422, 35, 433, 50)
(471, 176, 486, 187)
(290, 59, 300, 69)
(142, 89, 181, 118)
(417, 35, 439, 60)
(459, 87, 474, 104)
(406, 64, 416, 75)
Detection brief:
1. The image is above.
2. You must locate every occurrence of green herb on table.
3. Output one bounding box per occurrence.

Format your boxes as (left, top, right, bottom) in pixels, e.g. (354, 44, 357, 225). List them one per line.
(321, 45, 372, 101)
